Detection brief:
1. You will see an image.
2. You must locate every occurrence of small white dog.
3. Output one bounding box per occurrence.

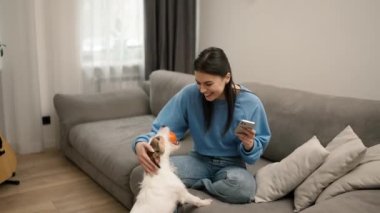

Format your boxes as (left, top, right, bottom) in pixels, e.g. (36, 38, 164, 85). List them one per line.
(131, 127, 212, 213)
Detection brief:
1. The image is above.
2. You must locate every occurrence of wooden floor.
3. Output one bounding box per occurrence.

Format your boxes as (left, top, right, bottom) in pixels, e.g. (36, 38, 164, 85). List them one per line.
(0, 149, 128, 213)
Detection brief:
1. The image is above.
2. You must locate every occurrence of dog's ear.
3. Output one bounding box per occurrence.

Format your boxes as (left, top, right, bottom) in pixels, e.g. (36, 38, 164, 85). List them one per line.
(151, 152, 160, 167)
(150, 137, 160, 152)
(150, 136, 165, 154)
(148, 136, 164, 168)
(147, 150, 160, 169)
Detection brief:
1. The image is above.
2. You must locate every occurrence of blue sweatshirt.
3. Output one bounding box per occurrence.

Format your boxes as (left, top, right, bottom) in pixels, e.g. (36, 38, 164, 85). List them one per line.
(132, 83, 271, 164)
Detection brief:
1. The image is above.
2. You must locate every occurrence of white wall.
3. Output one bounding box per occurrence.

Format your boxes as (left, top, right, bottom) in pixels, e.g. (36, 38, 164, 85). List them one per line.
(198, 0, 380, 100)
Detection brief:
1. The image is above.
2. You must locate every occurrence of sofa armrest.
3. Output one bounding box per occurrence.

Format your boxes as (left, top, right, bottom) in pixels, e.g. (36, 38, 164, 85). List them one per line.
(54, 86, 150, 131)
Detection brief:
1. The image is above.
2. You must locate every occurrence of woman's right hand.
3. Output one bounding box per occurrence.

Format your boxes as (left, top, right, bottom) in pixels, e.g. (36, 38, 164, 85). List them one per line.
(135, 142, 158, 175)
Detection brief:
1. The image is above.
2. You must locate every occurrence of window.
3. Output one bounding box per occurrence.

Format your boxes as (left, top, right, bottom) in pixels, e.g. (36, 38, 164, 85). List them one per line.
(80, 0, 144, 67)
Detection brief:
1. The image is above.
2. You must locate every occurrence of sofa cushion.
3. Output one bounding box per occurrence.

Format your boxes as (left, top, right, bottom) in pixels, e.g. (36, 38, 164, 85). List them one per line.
(316, 144, 380, 203)
(254, 136, 329, 203)
(180, 189, 295, 213)
(294, 126, 367, 212)
(301, 190, 380, 213)
(69, 115, 155, 189)
(149, 70, 194, 116)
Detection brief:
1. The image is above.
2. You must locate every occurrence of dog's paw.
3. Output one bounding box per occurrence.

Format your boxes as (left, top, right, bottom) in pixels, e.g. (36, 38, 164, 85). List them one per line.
(195, 198, 212, 207)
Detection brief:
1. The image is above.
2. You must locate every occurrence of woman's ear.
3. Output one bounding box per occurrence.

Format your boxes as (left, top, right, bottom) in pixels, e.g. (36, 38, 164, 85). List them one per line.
(225, 72, 231, 84)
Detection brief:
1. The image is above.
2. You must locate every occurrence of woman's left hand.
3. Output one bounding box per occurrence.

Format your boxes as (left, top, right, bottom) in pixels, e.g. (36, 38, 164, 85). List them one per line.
(235, 127, 256, 151)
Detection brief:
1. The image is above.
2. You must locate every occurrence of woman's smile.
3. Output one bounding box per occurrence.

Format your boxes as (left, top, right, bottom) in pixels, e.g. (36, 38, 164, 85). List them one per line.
(195, 71, 230, 101)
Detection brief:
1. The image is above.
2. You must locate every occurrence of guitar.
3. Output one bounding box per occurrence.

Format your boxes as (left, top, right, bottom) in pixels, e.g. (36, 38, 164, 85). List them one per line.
(0, 133, 19, 184)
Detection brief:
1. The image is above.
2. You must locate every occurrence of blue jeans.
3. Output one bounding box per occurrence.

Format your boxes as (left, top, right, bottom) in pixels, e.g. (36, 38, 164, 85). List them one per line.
(170, 152, 256, 204)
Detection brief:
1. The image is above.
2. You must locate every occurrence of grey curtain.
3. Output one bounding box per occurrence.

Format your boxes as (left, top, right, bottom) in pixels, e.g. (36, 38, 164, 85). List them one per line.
(144, 0, 196, 80)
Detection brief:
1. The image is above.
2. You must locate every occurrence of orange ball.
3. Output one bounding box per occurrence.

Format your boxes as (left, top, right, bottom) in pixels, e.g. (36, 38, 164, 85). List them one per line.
(169, 131, 178, 145)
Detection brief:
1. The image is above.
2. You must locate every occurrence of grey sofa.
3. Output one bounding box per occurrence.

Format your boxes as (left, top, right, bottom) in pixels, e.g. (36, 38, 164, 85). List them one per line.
(54, 70, 380, 212)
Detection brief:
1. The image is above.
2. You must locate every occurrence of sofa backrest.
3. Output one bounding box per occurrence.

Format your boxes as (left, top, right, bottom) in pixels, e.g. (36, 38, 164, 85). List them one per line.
(149, 70, 380, 162)
(149, 70, 194, 116)
(243, 82, 380, 162)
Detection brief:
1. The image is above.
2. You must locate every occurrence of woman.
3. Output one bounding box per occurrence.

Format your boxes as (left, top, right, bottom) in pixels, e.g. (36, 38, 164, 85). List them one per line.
(132, 47, 271, 204)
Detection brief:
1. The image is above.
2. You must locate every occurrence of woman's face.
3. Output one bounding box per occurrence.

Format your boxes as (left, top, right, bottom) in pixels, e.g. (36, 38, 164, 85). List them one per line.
(194, 71, 230, 101)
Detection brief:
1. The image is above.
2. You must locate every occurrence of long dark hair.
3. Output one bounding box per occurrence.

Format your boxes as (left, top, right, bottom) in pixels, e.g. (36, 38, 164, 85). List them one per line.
(194, 47, 237, 135)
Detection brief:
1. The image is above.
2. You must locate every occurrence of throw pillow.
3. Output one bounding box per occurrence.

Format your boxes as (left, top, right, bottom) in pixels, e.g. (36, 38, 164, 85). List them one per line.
(293, 125, 367, 212)
(316, 144, 380, 202)
(254, 136, 329, 203)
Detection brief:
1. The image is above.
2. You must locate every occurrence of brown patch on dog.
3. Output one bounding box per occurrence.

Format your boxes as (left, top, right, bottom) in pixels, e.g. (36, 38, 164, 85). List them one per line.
(148, 136, 165, 168)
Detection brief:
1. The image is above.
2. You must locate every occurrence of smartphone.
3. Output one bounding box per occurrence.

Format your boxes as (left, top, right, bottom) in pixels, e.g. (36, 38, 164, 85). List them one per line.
(235, 120, 255, 134)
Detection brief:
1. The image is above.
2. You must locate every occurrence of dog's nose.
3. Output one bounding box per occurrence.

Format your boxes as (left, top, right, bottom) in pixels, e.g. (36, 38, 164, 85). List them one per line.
(161, 125, 166, 128)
